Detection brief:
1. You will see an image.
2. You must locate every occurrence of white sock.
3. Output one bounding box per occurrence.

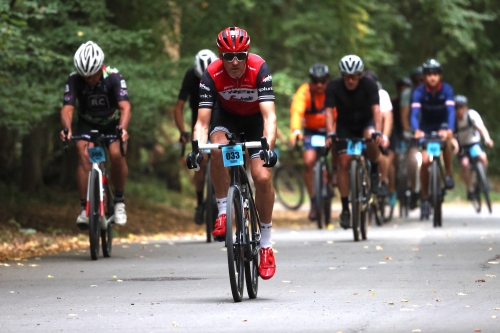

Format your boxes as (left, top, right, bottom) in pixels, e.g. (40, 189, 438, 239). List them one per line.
(260, 222, 272, 248)
(216, 198, 227, 217)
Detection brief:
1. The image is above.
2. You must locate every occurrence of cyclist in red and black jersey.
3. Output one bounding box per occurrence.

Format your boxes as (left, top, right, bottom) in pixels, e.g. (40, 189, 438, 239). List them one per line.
(59, 41, 131, 230)
(187, 27, 277, 280)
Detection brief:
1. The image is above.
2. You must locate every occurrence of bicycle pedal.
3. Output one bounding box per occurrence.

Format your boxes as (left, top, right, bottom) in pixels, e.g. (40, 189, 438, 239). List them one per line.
(77, 223, 89, 231)
(213, 236, 225, 242)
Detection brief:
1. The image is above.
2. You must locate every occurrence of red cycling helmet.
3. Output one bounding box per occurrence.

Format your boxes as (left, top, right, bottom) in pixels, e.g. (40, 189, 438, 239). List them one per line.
(216, 27, 250, 53)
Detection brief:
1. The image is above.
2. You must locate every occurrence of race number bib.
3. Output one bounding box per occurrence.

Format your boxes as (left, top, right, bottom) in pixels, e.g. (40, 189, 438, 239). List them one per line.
(310, 135, 326, 148)
(469, 144, 482, 157)
(221, 145, 243, 167)
(426, 142, 441, 157)
(88, 147, 106, 163)
(347, 141, 363, 156)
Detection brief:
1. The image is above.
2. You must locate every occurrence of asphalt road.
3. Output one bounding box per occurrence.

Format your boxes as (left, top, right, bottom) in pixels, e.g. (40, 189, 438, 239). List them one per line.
(1, 204, 499, 333)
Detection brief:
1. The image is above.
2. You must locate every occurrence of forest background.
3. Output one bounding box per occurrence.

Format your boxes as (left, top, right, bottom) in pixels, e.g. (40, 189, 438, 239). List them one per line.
(1, 0, 500, 208)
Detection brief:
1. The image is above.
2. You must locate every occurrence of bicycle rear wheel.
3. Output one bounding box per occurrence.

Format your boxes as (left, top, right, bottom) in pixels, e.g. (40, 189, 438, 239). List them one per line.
(431, 161, 442, 228)
(350, 161, 361, 241)
(226, 186, 245, 302)
(244, 193, 260, 299)
(101, 178, 113, 257)
(205, 162, 217, 243)
(273, 165, 305, 211)
(476, 162, 492, 213)
(88, 169, 101, 260)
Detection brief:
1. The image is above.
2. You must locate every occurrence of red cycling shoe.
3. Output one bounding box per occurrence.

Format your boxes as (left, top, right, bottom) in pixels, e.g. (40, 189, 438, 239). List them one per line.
(212, 214, 226, 240)
(259, 247, 276, 280)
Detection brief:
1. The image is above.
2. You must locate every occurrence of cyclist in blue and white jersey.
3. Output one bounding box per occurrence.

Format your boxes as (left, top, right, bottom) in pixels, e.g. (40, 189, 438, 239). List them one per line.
(411, 59, 455, 217)
(454, 95, 494, 200)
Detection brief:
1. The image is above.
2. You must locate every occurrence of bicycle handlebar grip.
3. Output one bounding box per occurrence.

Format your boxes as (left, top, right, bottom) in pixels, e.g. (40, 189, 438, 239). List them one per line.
(192, 140, 199, 155)
(371, 131, 382, 140)
(260, 136, 269, 151)
(62, 128, 69, 151)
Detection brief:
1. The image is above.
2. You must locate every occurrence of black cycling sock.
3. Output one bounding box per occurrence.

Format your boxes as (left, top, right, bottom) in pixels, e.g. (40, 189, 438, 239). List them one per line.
(370, 163, 379, 175)
(196, 191, 203, 205)
(80, 199, 86, 209)
(341, 197, 349, 211)
(114, 191, 124, 204)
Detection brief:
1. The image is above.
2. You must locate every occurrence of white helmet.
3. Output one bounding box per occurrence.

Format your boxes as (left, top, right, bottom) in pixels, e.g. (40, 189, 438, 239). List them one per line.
(338, 55, 364, 75)
(74, 41, 105, 77)
(194, 49, 217, 78)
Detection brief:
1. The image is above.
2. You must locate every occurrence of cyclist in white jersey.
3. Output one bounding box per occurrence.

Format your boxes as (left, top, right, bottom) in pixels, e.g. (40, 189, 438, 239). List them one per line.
(454, 95, 494, 199)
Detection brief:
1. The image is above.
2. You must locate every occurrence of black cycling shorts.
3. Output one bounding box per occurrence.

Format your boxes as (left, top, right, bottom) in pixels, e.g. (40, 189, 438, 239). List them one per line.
(210, 104, 264, 159)
(75, 119, 120, 145)
(336, 118, 375, 154)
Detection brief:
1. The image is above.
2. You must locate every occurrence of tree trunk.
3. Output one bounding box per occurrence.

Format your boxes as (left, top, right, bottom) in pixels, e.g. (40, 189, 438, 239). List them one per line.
(21, 124, 45, 192)
(0, 127, 18, 183)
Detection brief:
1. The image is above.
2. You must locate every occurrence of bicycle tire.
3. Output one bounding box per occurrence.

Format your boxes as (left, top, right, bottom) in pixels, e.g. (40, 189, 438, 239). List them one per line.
(205, 162, 217, 243)
(431, 161, 442, 228)
(88, 169, 101, 260)
(350, 161, 360, 242)
(360, 172, 369, 240)
(101, 179, 113, 257)
(314, 160, 325, 229)
(244, 193, 259, 299)
(476, 161, 492, 214)
(273, 165, 305, 211)
(471, 169, 482, 213)
(226, 186, 245, 302)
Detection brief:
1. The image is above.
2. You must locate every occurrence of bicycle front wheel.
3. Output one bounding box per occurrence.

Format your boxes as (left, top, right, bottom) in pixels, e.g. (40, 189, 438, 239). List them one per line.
(88, 169, 101, 260)
(244, 195, 260, 299)
(431, 161, 442, 228)
(314, 161, 326, 229)
(476, 162, 492, 213)
(101, 179, 113, 258)
(350, 160, 361, 241)
(273, 165, 305, 211)
(226, 186, 245, 302)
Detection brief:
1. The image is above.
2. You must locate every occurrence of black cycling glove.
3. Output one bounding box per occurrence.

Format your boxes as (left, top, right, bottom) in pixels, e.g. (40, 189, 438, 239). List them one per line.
(186, 152, 203, 170)
(260, 149, 277, 168)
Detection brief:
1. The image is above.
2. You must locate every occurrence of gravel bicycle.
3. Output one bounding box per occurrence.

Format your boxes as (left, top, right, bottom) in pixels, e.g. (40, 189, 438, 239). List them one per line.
(467, 144, 492, 214)
(63, 127, 125, 260)
(310, 135, 334, 229)
(191, 133, 271, 302)
(421, 133, 446, 227)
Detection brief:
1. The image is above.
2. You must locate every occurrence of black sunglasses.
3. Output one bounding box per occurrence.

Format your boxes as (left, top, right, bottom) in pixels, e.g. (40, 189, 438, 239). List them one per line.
(311, 78, 328, 84)
(222, 52, 248, 62)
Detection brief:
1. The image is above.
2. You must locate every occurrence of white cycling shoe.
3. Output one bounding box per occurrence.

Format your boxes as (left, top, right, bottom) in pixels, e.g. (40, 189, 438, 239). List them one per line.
(114, 202, 127, 225)
(76, 209, 89, 230)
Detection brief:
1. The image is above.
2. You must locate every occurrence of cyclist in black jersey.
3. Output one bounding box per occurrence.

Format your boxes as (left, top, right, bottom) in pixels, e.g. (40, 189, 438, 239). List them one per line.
(325, 55, 384, 229)
(59, 41, 131, 230)
(174, 49, 218, 224)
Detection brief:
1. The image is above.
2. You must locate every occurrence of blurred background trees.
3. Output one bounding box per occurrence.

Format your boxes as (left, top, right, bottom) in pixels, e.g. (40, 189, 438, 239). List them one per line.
(1, 0, 499, 194)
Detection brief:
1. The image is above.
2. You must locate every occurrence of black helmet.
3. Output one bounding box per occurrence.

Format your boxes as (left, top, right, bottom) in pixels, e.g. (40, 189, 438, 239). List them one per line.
(363, 70, 379, 83)
(396, 77, 412, 90)
(422, 59, 442, 74)
(410, 66, 423, 78)
(454, 95, 468, 106)
(309, 63, 330, 80)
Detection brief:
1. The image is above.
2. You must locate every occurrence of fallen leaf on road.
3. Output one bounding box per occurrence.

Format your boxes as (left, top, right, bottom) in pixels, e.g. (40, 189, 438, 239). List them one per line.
(401, 299, 409, 302)
(385, 256, 392, 260)
(413, 248, 419, 251)
(90, 285, 97, 287)
(492, 316, 498, 319)
(359, 267, 367, 270)
(242, 320, 247, 322)
(412, 330, 421, 332)
(220, 248, 227, 251)
(17, 263, 24, 266)
(376, 246, 383, 251)
(494, 308, 500, 310)
(273, 249, 279, 253)
(438, 254, 445, 257)
(458, 292, 468, 296)
(379, 262, 386, 264)
(474, 329, 481, 332)
(282, 280, 291, 283)
(364, 246, 369, 249)
(47, 275, 53, 278)
(488, 247, 492, 251)
(432, 290, 438, 293)
(117, 280, 123, 282)
(9, 291, 14, 293)
(487, 262, 499, 264)
(155, 244, 161, 248)
(172, 322, 179, 327)
(327, 241, 333, 244)
(111, 275, 117, 279)
(329, 267, 336, 270)
(388, 302, 394, 305)
(289, 290, 296, 293)
(436, 299, 440, 302)
(486, 274, 497, 278)
(370, 292, 375, 296)
(29, 264, 38, 267)
(445, 233, 451, 237)
(466, 305, 470, 308)
(475, 279, 486, 283)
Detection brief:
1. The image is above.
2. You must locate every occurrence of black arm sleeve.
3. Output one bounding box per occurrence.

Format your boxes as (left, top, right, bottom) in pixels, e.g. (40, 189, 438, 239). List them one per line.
(367, 79, 379, 106)
(198, 70, 217, 110)
(63, 74, 77, 106)
(177, 68, 193, 101)
(324, 80, 336, 108)
(110, 72, 130, 103)
(256, 62, 275, 102)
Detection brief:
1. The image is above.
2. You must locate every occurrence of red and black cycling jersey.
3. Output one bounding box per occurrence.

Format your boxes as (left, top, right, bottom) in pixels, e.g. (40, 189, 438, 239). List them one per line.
(63, 65, 129, 126)
(198, 53, 275, 116)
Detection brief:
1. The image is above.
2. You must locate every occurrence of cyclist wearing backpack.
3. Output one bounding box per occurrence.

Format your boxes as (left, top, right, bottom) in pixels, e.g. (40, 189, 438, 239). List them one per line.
(174, 49, 218, 224)
(454, 95, 494, 199)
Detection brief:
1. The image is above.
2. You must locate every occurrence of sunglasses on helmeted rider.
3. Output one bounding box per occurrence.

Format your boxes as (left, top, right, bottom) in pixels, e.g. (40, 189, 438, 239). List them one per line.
(311, 78, 328, 84)
(222, 52, 248, 62)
